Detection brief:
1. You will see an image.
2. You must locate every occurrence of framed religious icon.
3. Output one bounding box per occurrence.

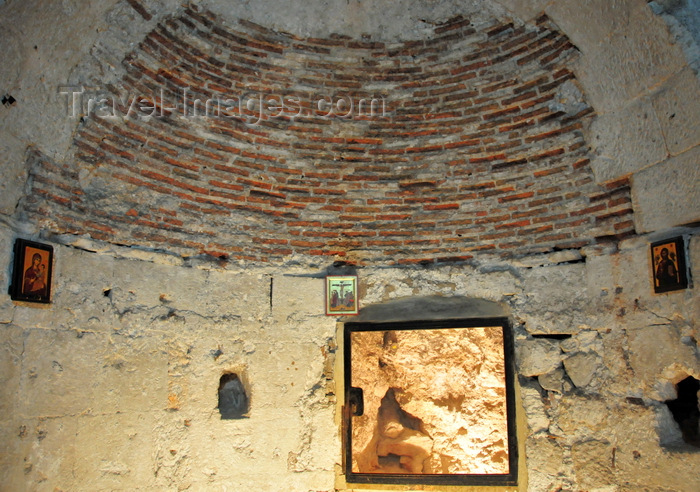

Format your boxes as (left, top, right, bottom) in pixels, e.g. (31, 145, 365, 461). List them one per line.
(10, 238, 54, 303)
(650, 236, 688, 294)
(326, 275, 359, 315)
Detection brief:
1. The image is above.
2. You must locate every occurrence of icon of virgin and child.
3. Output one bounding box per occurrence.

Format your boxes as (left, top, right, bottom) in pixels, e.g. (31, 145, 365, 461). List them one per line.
(23, 251, 48, 297)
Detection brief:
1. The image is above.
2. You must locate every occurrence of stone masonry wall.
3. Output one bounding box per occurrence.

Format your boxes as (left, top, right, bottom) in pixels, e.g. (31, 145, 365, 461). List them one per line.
(20, 7, 635, 265)
(1, 229, 699, 491)
(1, 0, 699, 491)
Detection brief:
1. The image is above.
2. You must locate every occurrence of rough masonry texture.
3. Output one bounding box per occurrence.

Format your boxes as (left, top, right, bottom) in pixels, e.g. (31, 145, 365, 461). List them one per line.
(23, 8, 634, 264)
(1, 0, 699, 491)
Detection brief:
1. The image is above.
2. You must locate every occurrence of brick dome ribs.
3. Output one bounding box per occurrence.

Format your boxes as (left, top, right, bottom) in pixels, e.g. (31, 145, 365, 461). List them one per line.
(24, 8, 635, 264)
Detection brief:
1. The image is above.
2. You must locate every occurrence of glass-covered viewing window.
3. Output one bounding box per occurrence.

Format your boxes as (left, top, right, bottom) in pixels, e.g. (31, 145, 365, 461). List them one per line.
(343, 318, 518, 486)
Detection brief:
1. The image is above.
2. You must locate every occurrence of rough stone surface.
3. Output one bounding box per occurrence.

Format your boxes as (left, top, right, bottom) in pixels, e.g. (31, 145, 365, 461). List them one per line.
(628, 324, 699, 400)
(349, 327, 510, 474)
(500, 0, 552, 22)
(560, 0, 686, 110)
(519, 383, 550, 434)
(516, 339, 562, 377)
(652, 67, 700, 156)
(525, 435, 565, 491)
(650, 0, 700, 73)
(0, 0, 699, 491)
(632, 146, 700, 233)
(570, 439, 615, 490)
(589, 96, 668, 183)
(563, 351, 602, 388)
(538, 367, 567, 394)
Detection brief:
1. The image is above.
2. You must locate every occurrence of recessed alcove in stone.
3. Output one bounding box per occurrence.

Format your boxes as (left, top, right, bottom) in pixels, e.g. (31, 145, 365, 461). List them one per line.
(218, 373, 249, 419)
(22, 8, 636, 265)
(665, 376, 700, 448)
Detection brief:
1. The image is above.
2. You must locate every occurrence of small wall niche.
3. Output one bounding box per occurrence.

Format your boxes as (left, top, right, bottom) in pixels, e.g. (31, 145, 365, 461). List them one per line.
(218, 373, 249, 419)
(665, 376, 700, 448)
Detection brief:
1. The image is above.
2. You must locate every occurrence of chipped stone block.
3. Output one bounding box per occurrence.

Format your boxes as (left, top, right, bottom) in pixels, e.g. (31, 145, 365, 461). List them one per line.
(272, 275, 328, 328)
(585, 253, 616, 303)
(560, 330, 602, 353)
(19, 329, 104, 418)
(15, 416, 78, 491)
(632, 147, 700, 233)
(563, 352, 602, 388)
(517, 338, 562, 377)
(652, 67, 700, 156)
(612, 401, 700, 491)
(520, 383, 550, 433)
(518, 263, 590, 335)
(539, 367, 567, 394)
(92, 334, 169, 414)
(589, 97, 668, 184)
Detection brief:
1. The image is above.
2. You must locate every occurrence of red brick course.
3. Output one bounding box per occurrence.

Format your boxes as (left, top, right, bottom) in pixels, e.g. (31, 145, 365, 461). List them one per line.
(23, 11, 635, 264)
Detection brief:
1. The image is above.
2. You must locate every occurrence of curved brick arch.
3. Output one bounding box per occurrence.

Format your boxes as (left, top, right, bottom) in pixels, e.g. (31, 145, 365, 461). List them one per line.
(24, 7, 635, 264)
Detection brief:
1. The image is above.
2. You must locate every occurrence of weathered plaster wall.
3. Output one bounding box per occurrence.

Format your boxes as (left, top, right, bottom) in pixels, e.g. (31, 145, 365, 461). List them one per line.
(1, 230, 698, 491)
(1, 0, 699, 491)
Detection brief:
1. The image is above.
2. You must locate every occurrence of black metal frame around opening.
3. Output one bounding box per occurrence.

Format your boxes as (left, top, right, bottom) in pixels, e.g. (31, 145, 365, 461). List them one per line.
(343, 317, 518, 486)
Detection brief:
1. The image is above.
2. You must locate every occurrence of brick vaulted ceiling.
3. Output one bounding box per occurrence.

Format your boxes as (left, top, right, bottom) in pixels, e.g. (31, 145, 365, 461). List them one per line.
(23, 6, 635, 265)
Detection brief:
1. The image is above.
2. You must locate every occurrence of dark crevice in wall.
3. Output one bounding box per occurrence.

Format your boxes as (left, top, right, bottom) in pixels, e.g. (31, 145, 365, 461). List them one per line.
(665, 376, 700, 448)
(269, 276, 273, 312)
(2, 94, 16, 106)
(531, 333, 572, 340)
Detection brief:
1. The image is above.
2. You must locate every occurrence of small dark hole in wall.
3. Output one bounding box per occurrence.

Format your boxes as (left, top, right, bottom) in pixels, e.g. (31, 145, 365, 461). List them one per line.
(2, 94, 16, 106)
(218, 373, 249, 419)
(665, 376, 700, 447)
(531, 333, 572, 340)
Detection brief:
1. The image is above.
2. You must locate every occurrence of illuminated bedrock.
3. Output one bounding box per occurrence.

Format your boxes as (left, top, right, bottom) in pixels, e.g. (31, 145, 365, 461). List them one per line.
(351, 328, 509, 474)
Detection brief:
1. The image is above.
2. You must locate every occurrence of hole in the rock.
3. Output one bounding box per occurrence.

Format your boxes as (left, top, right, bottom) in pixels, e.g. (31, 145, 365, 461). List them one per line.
(218, 373, 249, 419)
(531, 333, 572, 340)
(2, 94, 16, 106)
(665, 376, 700, 447)
(346, 321, 517, 484)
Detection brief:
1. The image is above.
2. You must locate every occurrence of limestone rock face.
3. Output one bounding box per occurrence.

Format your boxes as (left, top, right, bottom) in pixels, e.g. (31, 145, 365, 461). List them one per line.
(517, 339, 562, 377)
(349, 326, 510, 475)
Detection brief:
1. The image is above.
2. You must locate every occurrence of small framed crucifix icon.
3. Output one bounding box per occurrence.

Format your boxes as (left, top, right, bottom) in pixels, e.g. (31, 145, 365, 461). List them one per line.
(325, 275, 359, 315)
